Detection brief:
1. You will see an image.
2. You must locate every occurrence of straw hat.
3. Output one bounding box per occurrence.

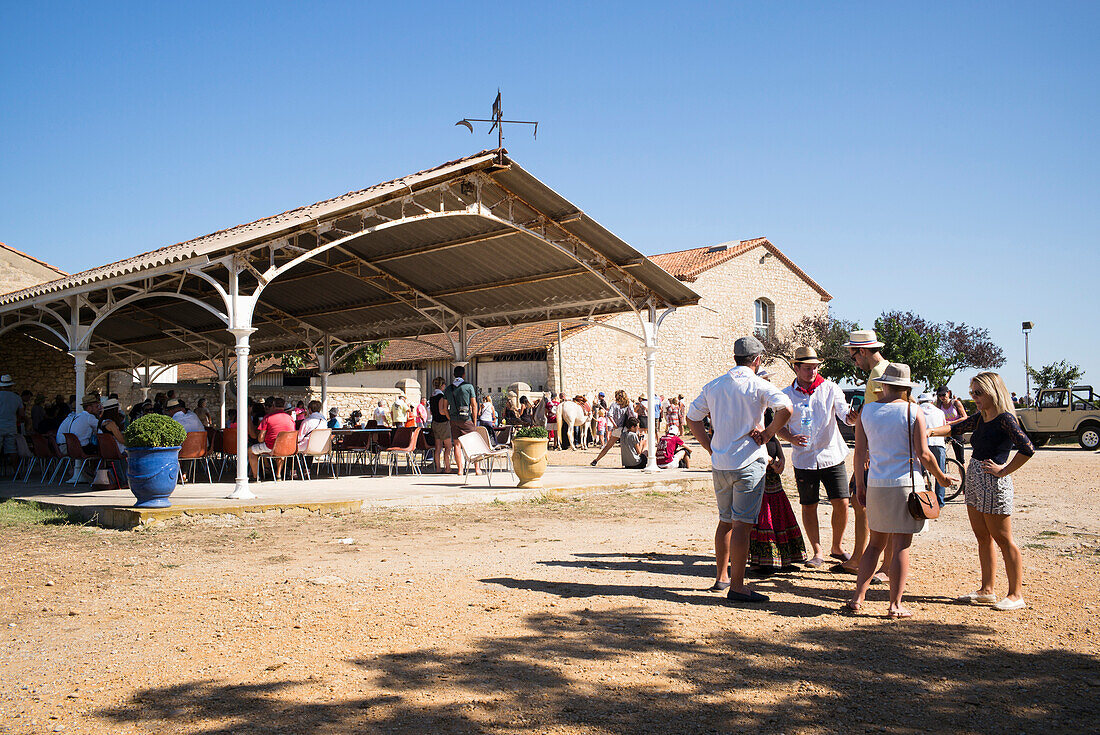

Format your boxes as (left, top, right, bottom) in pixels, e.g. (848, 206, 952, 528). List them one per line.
(0, 374, 13, 387)
(165, 399, 181, 410)
(101, 398, 120, 410)
(792, 346, 822, 365)
(872, 363, 921, 389)
(81, 393, 101, 406)
(917, 392, 934, 404)
(842, 329, 885, 349)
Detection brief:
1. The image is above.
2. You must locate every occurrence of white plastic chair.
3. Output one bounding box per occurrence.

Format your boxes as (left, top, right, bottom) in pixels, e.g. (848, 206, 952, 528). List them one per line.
(301, 428, 338, 479)
(456, 431, 514, 486)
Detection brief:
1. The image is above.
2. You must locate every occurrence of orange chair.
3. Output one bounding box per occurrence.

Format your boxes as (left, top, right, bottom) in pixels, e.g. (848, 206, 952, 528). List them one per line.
(378, 427, 421, 475)
(96, 433, 128, 489)
(28, 434, 56, 483)
(46, 434, 67, 484)
(219, 428, 240, 480)
(178, 431, 212, 484)
(259, 430, 302, 482)
(63, 433, 98, 485)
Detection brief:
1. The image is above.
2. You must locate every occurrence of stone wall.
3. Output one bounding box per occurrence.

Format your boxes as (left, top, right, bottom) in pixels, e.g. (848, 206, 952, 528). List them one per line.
(0, 332, 75, 399)
(548, 243, 829, 402)
(0, 245, 65, 296)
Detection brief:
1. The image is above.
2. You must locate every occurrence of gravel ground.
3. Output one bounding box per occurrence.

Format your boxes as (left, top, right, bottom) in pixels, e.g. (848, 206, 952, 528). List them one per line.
(1, 446, 1098, 734)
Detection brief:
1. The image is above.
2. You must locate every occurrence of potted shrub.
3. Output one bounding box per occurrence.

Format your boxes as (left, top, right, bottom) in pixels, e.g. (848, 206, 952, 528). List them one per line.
(124, 414, 187, 508)
(512, 426, 549, 488)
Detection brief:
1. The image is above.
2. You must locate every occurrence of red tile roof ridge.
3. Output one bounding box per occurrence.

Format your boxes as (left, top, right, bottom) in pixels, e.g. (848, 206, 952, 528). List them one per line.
(0, 242, 69, 276)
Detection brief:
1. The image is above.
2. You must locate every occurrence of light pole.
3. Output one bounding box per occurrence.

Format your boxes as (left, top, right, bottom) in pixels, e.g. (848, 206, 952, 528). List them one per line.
(1022, 321, 1034, 405)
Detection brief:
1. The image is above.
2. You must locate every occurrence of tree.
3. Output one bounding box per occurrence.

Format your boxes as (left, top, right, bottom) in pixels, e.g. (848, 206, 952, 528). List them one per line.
(874, 311, 1005, 390)
(277, 340, 389, 376)
(1027, 360, 1085, 389)
(761, 313, 862, 384)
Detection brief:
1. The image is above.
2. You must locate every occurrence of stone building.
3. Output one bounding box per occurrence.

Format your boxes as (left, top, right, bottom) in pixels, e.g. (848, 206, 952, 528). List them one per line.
(349, 236, 832, 402)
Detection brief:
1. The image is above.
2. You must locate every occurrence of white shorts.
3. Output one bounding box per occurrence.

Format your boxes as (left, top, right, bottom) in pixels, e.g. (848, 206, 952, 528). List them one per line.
(611, 427, 622, 439)
(250, 442, 272, 455)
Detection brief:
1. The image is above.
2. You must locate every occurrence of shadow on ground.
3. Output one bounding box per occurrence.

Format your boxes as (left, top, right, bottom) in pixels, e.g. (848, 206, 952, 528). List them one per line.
(97, 608, 1098, 734)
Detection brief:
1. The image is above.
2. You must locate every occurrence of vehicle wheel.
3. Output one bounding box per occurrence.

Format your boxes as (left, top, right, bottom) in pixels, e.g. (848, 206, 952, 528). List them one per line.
(1078, 423, 1100, 450)
(942, 457, 965, 502)
(1027, 432, 1050, 448)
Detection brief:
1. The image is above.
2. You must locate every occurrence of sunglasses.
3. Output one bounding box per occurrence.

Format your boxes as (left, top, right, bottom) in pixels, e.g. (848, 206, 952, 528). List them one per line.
(969, 389, 985, 397)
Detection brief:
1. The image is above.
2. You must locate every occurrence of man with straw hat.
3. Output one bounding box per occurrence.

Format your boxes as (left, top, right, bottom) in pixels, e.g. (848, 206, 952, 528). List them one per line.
(0, 375, 26, 470)
(778, 347, 857, 568)
(56, 393, 103, 482)
(686, 335, 793, 603)
(835, 328, 893, 579)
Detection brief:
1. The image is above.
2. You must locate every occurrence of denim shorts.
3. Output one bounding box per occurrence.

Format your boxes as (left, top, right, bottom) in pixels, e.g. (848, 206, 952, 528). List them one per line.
(713, 458, 767, 524)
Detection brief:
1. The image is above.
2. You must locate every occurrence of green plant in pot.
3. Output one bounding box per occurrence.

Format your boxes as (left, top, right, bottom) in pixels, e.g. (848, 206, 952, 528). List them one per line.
(512, 426, 549, 488)
(124, 414, 187, 508)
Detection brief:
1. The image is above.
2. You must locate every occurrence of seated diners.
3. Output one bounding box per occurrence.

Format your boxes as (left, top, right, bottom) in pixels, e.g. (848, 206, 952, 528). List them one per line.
(248, 397, 295, 480)
(169, 398, 206, 433)
(846, 364, 955, 618)
(297, 400, 326, 451)
(929, 371, 1034, 611)
(97, 398, 127, 451)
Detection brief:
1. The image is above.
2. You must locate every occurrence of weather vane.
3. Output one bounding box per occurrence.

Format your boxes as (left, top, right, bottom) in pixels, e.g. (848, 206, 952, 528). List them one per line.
(455, 91, 538, 162)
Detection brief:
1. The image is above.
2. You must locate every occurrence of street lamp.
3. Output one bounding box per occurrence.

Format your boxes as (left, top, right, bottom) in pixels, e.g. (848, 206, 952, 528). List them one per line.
(1022, 321, 1034, 405)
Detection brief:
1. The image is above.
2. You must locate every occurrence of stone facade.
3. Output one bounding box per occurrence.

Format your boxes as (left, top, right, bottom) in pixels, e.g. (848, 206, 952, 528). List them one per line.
(0, 243, 66, 296)
(547, 242, 830, 401)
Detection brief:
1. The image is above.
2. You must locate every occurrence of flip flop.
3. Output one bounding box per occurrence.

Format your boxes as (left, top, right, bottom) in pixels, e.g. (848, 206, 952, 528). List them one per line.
(707, 581, 731, 592)
(886, 609, 912, 619)
(828, 563, 858, 576)
(829, 552, 852, 562)
(804, 557, 825, 568)
(839, 600, 861, 614)
(726, 589, 769, 603)
(870, 572, 889, 585)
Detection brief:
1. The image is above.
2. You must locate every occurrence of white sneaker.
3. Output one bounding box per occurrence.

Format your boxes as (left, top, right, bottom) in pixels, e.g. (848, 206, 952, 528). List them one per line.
(993, 597, 1026, 611)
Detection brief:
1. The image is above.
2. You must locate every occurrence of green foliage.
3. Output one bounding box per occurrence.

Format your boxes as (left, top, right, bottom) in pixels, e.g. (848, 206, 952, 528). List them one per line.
(1027, 360, 1085, 389)
(761, 313, 862, 384)
(0, 499, 74, 526)
(124, 413, 187, 448)
(280, 349, 310, 375)
(875, 311, 1005, 390)
(514, 426, 549, 439)
(333, 341, 389, 375)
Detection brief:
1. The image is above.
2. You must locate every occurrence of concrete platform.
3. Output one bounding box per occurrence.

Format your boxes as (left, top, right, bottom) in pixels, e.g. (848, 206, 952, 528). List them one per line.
(0, 465, 712, 529)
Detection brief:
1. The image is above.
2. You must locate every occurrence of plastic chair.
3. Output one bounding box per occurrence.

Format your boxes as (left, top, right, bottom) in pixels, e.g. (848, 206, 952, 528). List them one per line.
(339, 431, 375, 475)
(413, 430, 433, 470)
(477, 425, 514, 478)
(46, 434, 68, 484)
(219, 428, 239, 479)
(301, 428, 338, 479)
(12, 434, 34, 482)
(259, 431, 302, 482)
(492, 425, 514, 450)
(96, 433, 128, 489)
(29, 434, 57, 483)
(455, 431, 512, 486)
(377, 427, 420, 475)
(178, 431, 212, 484)
(63, 433, 98, 485)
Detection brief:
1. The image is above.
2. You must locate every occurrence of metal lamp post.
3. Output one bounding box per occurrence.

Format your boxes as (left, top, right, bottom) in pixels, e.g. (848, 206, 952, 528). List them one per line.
(1022, 321, 1034, 405)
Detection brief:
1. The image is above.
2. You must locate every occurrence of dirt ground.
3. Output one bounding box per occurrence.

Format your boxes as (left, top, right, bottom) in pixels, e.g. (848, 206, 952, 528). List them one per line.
(1, 445, 1099, 735)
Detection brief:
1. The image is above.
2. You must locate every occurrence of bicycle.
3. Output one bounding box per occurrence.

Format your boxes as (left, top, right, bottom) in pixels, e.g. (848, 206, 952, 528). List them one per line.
(929, 437, 966, 503)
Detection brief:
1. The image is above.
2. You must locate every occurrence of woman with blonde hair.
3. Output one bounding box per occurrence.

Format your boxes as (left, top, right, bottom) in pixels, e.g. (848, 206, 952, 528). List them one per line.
(846, 363, 956, 618)
(930, 371, 1034, 610)
(591, 389, 635, 466)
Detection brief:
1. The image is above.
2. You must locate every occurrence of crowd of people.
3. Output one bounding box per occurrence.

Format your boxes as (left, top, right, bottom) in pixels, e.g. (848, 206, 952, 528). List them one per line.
(681, 329, 1033, 617)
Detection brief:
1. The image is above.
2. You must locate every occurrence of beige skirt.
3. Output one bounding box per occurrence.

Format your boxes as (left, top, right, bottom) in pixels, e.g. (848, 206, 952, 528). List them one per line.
(866, 484, 926, 534)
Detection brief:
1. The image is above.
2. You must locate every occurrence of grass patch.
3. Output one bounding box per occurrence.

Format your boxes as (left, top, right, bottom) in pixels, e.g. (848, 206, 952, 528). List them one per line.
(0, 499, 75, 526)
(1036, 530, 1064, 538)
(1023, 543, 1048, 550)
(528, 491, 566, 505)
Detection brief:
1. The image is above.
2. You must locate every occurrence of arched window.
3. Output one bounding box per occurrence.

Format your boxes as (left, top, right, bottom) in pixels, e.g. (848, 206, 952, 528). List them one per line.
(754, 299, 773, 339)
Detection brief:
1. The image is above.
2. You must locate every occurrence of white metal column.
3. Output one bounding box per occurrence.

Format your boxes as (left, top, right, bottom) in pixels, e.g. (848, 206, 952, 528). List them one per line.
(70, 350, 91, 403)
(228, 328, 255, 498)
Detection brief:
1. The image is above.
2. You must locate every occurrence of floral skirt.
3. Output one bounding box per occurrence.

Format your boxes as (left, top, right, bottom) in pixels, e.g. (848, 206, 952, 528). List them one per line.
(749, 470, 807, 568)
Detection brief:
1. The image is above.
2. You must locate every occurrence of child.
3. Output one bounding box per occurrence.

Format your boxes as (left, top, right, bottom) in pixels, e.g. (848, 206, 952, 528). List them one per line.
(656, 425, 690, 469)
(748, 415, 807, 576)
(595, 408, 609, 444)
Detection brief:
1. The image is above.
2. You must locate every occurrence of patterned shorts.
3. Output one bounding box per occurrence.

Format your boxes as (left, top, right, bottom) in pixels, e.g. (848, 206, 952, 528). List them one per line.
(965, 458, 1014, 515)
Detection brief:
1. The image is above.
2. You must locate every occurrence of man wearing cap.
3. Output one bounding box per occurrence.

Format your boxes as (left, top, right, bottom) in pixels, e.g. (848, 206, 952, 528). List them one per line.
(0, 375, 26, 466)
(837, 329, 891, 576)
(686, 335, 793, 603)
(778, 347, 856, 568)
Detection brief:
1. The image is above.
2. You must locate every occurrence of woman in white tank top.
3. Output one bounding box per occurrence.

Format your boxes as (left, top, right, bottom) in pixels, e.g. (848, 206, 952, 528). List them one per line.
(845, 363, 956, 619)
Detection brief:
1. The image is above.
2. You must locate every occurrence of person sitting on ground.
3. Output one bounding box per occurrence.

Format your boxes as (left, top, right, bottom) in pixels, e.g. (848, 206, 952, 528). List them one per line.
(169, 398, 206, 433)
(656, 424, 690, 469)
(193, 397, 213, 429)
(327, 407, 343, 429)
(97, 398, 127, 453)
(296, 400, 326, 451)
(619, 416, 648, 469)
(248, 397, 296, 480)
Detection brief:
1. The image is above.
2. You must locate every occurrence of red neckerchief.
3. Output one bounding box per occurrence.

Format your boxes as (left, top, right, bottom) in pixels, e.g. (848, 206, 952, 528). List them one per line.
(793, 374, 825, 396)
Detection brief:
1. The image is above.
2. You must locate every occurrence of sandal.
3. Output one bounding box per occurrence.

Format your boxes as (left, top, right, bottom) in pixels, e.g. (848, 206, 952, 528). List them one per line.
(886, 609, 912, 619)
(870, 572, 889, 585)
(839, 600, 861, 614)
(829, 551, 852, 562)
(957, 591, 997, 605)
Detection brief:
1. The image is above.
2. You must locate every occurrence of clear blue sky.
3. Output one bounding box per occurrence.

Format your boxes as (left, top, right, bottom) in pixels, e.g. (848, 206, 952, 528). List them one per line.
(2, 2, 1096, 395)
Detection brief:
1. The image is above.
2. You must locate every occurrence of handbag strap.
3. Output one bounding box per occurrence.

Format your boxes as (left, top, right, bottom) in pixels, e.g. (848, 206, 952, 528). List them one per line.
(906, 400, 915, 495)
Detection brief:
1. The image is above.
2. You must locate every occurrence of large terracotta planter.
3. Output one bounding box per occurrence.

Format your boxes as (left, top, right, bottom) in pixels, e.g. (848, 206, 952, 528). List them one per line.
(512, 437, 548, 488)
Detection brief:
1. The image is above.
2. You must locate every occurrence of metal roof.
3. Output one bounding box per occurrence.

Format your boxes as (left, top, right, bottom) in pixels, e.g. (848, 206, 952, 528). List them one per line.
(0, 150, 700, 370)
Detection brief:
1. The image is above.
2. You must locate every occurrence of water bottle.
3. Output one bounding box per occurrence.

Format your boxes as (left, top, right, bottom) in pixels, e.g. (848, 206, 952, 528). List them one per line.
(800, 402, 813, 443)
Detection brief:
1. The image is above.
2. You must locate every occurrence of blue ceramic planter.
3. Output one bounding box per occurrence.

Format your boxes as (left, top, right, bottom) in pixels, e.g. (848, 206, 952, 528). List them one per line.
(127, 446, 181, 508)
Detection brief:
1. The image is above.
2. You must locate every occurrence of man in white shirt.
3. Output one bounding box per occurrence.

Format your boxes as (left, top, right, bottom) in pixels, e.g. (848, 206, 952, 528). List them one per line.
(686, 336, 793, 603)
(57, 394, 102, 454)
(169, 399, 206, 434)
(918, 393, 948, 508)
(778, 346, 856, 568)
(372, 399, 391, 427)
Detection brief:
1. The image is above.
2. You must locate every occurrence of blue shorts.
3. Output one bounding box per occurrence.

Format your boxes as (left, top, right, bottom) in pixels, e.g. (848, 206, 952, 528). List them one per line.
(712, 458, 767, 524)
